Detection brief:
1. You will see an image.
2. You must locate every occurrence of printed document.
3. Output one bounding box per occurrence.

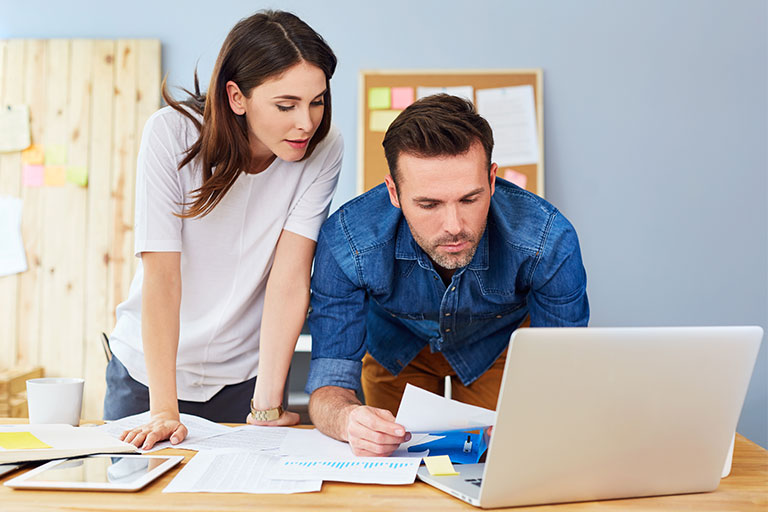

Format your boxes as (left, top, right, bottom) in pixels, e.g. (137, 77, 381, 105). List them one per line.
(395, 384, 495, 432)
(97, 412, 231, 452)
(276, 456, 421, 485)
(163, 449, 320, 494)
(476, 85, 539, 166)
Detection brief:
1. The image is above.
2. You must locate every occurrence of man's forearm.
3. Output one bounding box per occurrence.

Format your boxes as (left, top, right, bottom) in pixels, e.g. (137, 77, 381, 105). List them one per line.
(308, 386, 360, 442)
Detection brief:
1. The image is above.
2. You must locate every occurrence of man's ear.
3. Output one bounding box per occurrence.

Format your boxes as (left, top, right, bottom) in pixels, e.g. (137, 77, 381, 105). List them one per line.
(489, 163, 498, 196)
(384, 174, 401, 209)
(225, 80, 246, 115)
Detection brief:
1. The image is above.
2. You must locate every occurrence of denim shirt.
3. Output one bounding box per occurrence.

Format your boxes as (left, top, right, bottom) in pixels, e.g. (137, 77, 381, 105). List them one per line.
(305, 179, 589, 395)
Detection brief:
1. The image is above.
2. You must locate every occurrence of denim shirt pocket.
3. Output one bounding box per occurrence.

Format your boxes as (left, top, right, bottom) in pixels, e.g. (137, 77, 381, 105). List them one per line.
(469, 300, 527, 323)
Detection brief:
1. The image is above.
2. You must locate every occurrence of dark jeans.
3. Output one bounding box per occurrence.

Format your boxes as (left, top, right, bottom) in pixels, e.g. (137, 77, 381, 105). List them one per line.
(103, 354, 257, 423)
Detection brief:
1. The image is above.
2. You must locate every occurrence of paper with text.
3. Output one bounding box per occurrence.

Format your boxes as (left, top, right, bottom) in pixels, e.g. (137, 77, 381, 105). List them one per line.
(179, 425, 288, 452)
(277, 456, 420, 485)
(163, 449, 320, 494)
(476, 85, 539, 166)
(97, 412, 231, 453)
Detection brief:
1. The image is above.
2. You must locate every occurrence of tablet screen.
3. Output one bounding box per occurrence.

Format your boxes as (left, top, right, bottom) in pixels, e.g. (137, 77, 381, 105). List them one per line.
(25, 456, 165, 485)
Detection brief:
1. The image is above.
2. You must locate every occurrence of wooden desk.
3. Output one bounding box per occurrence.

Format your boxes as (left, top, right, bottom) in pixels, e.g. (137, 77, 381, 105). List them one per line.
(1, 423, 766, 512)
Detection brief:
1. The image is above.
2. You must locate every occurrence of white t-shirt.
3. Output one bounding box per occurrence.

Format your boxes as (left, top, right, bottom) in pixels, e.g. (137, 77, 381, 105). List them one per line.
(109, 106, 343, 401)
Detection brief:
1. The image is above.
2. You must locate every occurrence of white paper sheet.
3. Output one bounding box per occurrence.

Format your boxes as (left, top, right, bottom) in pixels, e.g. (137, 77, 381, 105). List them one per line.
(180, 425, 288, 452)
(96, 412, 231, 453)
(395, 384, 496, 432)
(163, 449, 320, 494)
(276, 456, 420, 485)
(476, 85, 539, 166)
(416, 85, 474, 103)
(0, 196, 28, 277)
(279, 428, 355, 458)
(0, 105, 31, 153)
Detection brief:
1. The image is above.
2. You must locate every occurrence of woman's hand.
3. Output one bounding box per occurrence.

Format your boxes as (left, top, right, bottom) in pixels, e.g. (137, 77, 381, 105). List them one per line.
(119, 412, 188, 450)
(246, 409, 301, 426)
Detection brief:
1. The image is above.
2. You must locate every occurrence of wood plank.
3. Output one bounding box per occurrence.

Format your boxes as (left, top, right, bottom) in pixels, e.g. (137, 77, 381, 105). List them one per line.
(38, 39, 71, 379)
(16, 39, 47, 369)
(0, 39, 25, 368)
(82, 40, 116, 420)
(62, 39, 91, 382)
(107, 40, 138, 327)
(132, 39, 161, 277)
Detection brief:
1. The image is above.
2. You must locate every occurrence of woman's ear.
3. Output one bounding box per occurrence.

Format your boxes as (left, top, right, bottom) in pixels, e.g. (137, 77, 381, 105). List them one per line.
(225, 80, 246, 115)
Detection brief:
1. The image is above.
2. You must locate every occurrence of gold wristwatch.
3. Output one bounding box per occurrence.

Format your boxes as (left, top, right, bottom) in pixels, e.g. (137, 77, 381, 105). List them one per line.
(250, 400, 284, 421)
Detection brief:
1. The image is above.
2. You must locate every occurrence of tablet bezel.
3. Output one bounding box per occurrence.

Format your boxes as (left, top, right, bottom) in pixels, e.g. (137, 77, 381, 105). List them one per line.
(4, 454, 184, 492)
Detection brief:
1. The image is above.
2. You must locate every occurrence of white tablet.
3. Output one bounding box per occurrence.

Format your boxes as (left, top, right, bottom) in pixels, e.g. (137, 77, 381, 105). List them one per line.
(4, 454, 183, 492)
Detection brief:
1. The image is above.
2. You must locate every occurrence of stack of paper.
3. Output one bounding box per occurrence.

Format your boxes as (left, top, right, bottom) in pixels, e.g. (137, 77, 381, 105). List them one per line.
(0, 424, 136, 464)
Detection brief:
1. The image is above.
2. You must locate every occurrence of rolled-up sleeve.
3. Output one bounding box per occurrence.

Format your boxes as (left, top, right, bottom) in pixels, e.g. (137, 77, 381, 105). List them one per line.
(305, 223, 369, 395)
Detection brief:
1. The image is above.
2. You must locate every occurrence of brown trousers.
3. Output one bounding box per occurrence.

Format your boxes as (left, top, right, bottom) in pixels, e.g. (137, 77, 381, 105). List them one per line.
(361, 345, 507, 417)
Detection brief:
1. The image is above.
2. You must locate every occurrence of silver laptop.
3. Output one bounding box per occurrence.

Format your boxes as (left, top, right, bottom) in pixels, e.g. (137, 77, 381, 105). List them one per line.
(417, 326, 763, 508)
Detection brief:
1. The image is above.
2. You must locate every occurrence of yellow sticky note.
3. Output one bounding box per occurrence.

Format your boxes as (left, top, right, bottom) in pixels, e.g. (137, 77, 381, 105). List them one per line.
(44, 143, 67, 166)
(424, 455, 460, 476)
(44, 165, 66, 186)
(369, 110, 402, 133)
(21, 144, 45, 165)
(0, 432, 52, 450)
(368, 87, 391, 110)
(66, 165, 88, 187)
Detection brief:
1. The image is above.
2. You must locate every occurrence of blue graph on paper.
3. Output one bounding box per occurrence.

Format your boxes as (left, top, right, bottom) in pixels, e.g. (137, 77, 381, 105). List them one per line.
(278, 457, 421, 484)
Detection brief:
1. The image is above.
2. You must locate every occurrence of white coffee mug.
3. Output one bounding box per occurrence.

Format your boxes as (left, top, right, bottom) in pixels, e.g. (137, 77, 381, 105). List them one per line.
(26, 378, 84, 426)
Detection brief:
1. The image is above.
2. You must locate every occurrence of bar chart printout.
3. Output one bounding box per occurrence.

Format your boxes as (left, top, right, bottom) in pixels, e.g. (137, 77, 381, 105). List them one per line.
(276, 457, 421, 485)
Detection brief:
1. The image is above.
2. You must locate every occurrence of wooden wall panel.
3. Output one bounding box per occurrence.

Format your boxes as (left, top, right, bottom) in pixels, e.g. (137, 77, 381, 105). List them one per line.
(0, 39, 160, 419)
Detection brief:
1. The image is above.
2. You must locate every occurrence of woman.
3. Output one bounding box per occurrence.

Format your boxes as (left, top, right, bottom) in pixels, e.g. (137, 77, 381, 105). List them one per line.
(103, 10, 342, 450)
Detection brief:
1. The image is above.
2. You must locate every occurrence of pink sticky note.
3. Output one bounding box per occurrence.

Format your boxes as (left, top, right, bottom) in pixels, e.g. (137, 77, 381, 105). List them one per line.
(391, 87, 415, 109)
(23, 165, 44, 187)
(504, 169, 528, 189)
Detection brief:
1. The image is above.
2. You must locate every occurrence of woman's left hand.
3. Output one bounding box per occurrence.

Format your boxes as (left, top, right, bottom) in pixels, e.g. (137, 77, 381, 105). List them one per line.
(246, 409, 301, 426)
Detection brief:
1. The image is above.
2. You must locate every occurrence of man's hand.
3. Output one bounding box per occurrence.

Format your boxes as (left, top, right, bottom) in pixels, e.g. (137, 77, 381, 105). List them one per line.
(345, 405, 410, 457)
(119, 411, 188, 450)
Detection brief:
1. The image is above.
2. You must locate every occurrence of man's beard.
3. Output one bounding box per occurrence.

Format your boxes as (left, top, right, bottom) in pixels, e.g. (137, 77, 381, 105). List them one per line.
(408, 219, 486, 271)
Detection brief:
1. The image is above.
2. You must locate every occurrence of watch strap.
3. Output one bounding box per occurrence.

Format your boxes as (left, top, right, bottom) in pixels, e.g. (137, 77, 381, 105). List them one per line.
(250, 400, 284, 422)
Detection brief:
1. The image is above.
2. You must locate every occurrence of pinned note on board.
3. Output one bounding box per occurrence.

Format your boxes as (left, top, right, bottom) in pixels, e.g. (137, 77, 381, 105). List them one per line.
(503, 169, 528, 190)
(22, 165, 45, 187)
(417, 86, 474, 103)
(370, 110, 402, 133)
(44, 166, 66, 186)
(368, 87, 391, 110)
(0, 105, 31, 153)
(44, 144, 67, 166)
(391, 87, 415, 109)
(0, 432, 51, 450)
(66, 165, 88, 187)
(21, 144, 45, 165)
(424, 455, 460, 476)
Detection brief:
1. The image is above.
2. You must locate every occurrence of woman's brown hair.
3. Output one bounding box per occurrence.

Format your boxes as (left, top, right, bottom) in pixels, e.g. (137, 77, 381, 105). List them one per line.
(163, 10, 337, 218)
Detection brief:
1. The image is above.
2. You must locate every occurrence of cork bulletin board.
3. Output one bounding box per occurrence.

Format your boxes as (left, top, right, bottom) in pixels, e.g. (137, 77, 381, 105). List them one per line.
(358, 69, 544, 197)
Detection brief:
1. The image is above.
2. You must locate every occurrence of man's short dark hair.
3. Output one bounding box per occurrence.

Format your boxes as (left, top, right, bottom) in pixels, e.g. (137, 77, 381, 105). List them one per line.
(382, 94, 494, 185)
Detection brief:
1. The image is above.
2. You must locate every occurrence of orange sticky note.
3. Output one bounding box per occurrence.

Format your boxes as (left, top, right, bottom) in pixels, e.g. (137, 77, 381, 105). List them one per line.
(21, 144, 45, 165)
(44, 165, 66, 186)
(424, 455, 460, 476)
(0, 432, 52, 450)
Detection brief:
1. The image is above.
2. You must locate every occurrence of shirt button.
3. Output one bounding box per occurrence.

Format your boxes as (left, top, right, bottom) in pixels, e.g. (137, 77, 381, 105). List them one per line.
(445, 328, 451, 332)
(451, 286, 456, 291)
(496, 315, 502, 319)
(444, 313, 451, 317)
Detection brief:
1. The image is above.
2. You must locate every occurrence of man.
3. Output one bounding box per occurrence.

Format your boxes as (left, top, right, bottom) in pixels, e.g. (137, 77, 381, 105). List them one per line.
(306, 94, 589, 456)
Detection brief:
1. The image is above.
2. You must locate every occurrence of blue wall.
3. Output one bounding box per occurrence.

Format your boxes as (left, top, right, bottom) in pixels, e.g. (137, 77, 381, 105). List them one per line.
(2, 0, 766, 447)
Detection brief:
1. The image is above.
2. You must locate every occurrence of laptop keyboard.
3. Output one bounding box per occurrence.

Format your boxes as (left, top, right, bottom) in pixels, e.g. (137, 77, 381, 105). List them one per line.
(465, 478, 482, 487)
